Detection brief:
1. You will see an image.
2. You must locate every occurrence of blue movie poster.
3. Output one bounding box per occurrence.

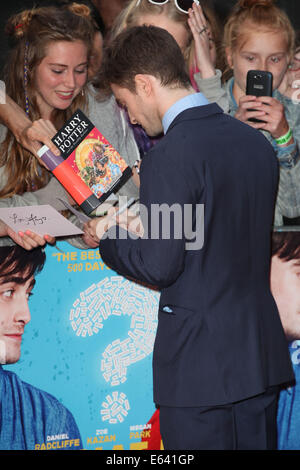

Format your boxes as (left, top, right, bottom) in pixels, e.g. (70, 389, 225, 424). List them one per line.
(4, 242, 160, 450)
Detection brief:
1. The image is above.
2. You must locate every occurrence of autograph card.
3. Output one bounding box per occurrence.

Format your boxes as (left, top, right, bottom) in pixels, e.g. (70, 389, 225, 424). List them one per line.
(0, 205, 83, 237)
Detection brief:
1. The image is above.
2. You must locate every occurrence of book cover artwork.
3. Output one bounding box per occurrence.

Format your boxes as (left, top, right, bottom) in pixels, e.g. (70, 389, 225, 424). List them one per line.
(52, 109, 131, 203)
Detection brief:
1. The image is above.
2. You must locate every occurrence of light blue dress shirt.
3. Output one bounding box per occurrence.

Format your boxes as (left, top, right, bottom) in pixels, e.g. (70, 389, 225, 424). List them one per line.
(162, 92, 210, 134)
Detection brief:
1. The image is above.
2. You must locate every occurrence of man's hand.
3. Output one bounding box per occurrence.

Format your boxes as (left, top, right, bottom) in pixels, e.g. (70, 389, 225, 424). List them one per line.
(117, 210, 143, 237)
(82, 207, 144, 248)
(132, 160, 141, 188)
(83, 207, 118, 247)
(82, 206, 143, 248)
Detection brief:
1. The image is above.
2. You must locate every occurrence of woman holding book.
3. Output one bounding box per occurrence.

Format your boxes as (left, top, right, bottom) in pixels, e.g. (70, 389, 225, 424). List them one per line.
(0, 3, 140, 249)
(0, 0, 228, 249)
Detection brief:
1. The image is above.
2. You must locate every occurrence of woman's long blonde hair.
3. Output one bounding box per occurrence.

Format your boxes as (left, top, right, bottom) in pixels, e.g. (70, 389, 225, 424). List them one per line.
(0, 3, 95, 198)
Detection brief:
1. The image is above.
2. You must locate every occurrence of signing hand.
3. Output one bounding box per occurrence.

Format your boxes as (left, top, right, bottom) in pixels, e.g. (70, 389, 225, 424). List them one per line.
(83, 207, 118, 247)
(82, 206, 143, 248)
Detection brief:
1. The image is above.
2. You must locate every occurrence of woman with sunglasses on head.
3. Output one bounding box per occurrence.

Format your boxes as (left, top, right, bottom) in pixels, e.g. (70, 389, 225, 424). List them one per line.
(0, 2, 140, 250)
(222, 0, 300, 227)
(110, 0, 228, 109)
(101, 0, 228, 176)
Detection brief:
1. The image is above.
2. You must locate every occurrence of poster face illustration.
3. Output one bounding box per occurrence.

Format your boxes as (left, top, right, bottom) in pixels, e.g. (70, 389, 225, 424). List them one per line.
(3, 242, 160, 451)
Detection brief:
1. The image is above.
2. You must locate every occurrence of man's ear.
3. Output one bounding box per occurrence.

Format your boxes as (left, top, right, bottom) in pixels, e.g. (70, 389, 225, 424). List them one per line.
(134, 74, 153, 97)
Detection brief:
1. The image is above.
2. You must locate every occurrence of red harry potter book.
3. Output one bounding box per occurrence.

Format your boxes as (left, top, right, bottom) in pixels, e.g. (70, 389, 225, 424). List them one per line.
(40, 109, 132, 215)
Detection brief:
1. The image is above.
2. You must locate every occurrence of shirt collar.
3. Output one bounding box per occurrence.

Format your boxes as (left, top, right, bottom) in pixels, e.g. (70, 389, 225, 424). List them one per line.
(162, 92, 210, 134)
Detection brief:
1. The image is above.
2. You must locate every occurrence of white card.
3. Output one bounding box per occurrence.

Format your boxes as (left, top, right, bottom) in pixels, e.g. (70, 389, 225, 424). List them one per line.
(0, 205, 83, 237)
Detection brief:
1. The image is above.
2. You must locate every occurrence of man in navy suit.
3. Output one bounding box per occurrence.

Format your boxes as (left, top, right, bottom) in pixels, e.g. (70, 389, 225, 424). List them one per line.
(85, 25, 294, 450)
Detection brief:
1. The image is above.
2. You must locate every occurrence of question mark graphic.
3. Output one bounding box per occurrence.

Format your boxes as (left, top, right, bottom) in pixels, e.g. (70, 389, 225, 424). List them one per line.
(69, 276, 159, 386)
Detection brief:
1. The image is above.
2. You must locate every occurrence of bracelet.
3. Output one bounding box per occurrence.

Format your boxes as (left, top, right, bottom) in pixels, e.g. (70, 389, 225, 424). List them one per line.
(275, 128, 293, 146)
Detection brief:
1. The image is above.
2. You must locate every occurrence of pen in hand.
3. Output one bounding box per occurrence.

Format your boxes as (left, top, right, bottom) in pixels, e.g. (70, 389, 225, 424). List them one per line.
(111, 197, 137, 220)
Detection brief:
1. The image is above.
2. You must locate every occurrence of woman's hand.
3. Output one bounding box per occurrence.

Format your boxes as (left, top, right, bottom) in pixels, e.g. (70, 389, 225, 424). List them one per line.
(20, 119, 60, 165)
(0, 220, 56, 250)
(187, 2, 216, 79)
(235, 95, 266, 126)
(253, 96, 290, 140)
(235, 95, 291, 143)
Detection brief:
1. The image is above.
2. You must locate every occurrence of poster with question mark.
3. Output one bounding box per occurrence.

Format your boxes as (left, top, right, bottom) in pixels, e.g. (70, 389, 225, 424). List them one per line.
(4, 242, 161, 450)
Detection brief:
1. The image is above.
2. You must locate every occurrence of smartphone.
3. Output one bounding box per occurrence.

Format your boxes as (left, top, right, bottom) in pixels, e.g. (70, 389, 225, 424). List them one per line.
(246, 70, 273, 122)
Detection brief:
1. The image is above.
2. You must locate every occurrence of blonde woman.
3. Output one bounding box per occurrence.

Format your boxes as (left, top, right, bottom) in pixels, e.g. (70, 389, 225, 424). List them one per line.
(109, 0, 227, 107)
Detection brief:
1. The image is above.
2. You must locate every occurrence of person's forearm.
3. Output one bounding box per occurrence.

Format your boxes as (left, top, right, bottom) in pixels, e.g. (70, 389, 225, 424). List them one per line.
(0, 94, 60, 157)
(194, 69, 230, 113)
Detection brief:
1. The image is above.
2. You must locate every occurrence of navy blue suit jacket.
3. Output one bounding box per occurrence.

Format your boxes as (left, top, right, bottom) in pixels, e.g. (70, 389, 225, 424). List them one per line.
(99, 103, 294, 407)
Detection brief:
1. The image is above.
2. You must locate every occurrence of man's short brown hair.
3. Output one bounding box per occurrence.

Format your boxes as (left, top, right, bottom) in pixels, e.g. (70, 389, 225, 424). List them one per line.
(99, 25, 191, 92)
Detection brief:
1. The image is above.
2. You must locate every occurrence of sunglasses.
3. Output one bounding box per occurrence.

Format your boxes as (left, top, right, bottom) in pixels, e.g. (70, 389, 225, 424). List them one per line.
(136, 0, 199, 14)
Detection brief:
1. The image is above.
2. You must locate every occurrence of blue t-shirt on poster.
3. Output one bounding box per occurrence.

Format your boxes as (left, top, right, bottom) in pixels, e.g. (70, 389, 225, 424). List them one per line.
(277, 341, 300, 450)
(0, 366, 82, 450)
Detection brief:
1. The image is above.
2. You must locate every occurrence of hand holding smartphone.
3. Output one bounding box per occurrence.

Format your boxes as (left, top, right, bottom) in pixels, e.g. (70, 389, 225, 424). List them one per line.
(246, 70, 273, 123)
